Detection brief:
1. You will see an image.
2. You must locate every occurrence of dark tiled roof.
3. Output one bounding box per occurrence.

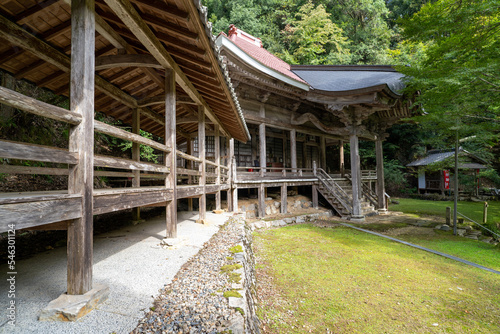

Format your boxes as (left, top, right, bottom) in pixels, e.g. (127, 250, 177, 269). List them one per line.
(291, 65, 404, 94)
(407, 149, 487, 169)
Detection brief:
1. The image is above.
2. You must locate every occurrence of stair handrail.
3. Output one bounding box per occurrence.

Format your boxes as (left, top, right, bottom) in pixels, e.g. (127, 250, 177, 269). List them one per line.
(361, 182, 378, 208)
(317, 168, 352, 214)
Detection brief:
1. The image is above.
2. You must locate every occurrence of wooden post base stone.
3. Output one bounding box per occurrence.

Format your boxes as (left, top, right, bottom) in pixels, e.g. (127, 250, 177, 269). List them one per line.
(39, 284, 109, 322)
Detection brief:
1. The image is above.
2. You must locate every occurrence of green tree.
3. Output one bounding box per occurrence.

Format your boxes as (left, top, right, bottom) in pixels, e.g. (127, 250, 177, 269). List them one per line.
(399, 0, 500, 153)
(281, 1, 349, 64)
(328, 0, 394, 64)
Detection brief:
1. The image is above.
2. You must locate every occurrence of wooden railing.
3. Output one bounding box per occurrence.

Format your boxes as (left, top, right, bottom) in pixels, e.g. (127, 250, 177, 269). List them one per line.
(316, 168, 353, 214)
(234, 166, 315, 181)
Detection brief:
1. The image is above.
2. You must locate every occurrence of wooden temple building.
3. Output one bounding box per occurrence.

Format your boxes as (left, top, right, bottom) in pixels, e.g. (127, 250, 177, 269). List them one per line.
(0, 2, 412, 318)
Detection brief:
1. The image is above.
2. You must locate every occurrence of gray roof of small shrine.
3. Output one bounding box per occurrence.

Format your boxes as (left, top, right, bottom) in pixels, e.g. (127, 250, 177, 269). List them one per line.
(291, 65, 405, 95)
(407, 149, 487, 169)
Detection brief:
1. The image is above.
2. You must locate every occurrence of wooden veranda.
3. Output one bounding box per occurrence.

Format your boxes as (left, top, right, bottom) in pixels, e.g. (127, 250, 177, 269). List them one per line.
(0, 0, 249, 305)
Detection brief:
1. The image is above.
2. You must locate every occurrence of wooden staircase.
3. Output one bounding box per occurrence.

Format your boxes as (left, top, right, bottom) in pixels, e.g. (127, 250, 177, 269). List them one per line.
(316, 169, 377, 218)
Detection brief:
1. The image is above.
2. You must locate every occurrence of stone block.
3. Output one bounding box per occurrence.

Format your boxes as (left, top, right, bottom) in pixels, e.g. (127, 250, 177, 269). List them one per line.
(440, 225, 451, 231)
(284, 218, 294, 224)
(39, 284, 109, 322)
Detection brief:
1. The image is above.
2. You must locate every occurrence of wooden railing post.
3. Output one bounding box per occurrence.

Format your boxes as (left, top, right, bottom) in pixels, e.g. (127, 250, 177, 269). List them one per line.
(67, 0, 95, 295)
(132, 108, 141, 222)
(165, 69, 177, 237)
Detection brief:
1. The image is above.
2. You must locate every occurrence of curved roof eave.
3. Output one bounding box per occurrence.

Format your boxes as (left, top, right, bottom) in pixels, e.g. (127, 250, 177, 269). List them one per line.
(215, 35, 310, 92)
(310, 84, 403, 99)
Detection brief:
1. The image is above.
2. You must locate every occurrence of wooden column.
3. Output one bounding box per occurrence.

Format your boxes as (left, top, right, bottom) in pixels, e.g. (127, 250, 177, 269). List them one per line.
(259, 104, 266, 176)
(132, 108, 141, 222)
(186, 138, 193, 211)
(349, 129, 363, 219)
(259, 123, 266, 176)
(232, 157, 238, 213)
(320, 136, 326, 170)
(302, 139, 307, 169)
(312, 161, 318, 208)
(251, 127, 257, 166)
(67, 0, 95, 295)
(281, 183, 287, 214)
(228, 138, 234, 211)
(165, 69, 177, 237)
(282, 131, 287, 169)
(339, 140, 345, 176)
(258, 183, 265, 217)
(376, 137, 387, 212)
(290, 129, 297, 173)
(198, 106, 206, 221)
(215, 124, 221, 210)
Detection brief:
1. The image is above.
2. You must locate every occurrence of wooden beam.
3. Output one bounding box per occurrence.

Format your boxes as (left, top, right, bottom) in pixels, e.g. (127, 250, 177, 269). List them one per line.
(0, 86, 81, 124)
(165, 69, 177, 238)
(133, 0, 189, 21)
(0, 140, 78, 164)
(102, 0, 231, 138)
(94, 154, 168, 173)
(94, 120, 169, 152)
(67, 0, 95, 295)
(95, 54, 161, 70)
(0, 198, 82, 232)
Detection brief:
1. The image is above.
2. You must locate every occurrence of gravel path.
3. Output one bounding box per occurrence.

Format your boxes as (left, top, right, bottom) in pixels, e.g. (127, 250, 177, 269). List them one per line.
(0, 211, 235, 334)
(132, 216, 243, 334)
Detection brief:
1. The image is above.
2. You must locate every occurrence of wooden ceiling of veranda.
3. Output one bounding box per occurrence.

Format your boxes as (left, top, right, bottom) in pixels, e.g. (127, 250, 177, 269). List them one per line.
(0, 0, 250, 143)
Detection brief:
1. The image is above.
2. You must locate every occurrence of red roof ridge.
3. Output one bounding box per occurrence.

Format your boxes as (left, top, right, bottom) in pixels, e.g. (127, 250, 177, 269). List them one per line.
(226, 25, 306, 84)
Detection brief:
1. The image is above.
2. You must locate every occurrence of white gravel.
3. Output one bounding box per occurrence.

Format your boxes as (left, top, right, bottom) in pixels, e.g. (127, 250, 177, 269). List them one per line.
(0, 211, 232, 334)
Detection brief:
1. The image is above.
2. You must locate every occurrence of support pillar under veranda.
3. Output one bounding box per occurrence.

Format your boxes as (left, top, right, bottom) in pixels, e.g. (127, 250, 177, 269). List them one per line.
(165, 69, 177, 237)
(40, 0, 109, 321)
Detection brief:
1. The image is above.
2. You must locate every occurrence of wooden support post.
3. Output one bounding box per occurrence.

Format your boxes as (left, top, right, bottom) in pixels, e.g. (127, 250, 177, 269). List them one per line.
(375, 137, 387, 213)
(349, 129, 363, 219)
(290, 129, 297, 174)
(339, 140, 344, 176)
(312, 160, 318, 209)
(281, 183, 288, 214)
(67, 0, 95, 295)
(251, 127, 257, 166)
(215, 124, 221, 210)
(165, 69, 177, 238)
(232, 157, 238, 212)
(282, 130, 287, 170)
(259, 123, 266, 176)
(132, 108, 141, 222)
(302, 138, 307, 169)
(227, 138, 234, 211)
(198, 106, 206, 222)
(483, 202, 488, 224)
(258, 183, 265, 217)
(187, 137, 193, 211)
(446, 206, 451, 225)
(320, 136, 326, 170)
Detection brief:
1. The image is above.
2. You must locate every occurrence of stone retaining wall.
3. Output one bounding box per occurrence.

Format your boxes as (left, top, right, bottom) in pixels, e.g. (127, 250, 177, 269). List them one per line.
(228, 211, 332, 333)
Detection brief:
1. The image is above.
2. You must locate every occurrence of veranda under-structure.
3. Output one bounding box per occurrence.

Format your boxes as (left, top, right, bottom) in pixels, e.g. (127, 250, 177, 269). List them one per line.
(0, 1, 413, 318)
